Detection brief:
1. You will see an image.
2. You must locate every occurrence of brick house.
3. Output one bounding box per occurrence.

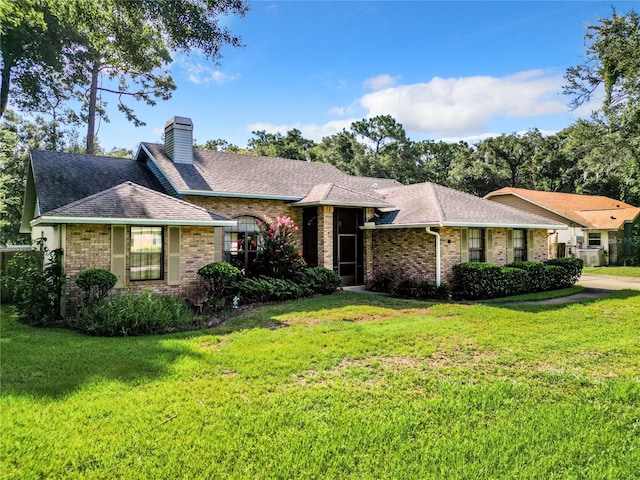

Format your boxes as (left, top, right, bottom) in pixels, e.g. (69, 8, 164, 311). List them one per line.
(485, 187, 640, 266)
(21, 116, 565, 312)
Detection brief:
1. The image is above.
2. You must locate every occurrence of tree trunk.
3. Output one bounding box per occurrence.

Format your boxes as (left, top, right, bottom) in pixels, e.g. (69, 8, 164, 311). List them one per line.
(85, 62, 100, 154)
(0, 58, 13, 119)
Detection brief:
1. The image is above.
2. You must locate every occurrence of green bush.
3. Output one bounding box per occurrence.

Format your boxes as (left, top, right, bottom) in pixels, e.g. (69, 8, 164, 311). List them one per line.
(392, 278, 451, 300)
(75, 268, 117, 304)
(297, 266, 342, 295)
(544, 257, 583, 287)
(198, 262, 241, 310)
(5, 240, 65, 325)
(71, 291, 197, 336)
(234, 276, 303, 304)
(453, 258, 584, 300)
(452, 262, 503, 300)
(366, 266, 402, 293)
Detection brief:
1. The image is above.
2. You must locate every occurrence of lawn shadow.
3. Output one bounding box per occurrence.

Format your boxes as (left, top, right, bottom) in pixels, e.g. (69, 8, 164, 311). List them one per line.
(0, 310, 208, 399)
(484, 289, 640, 313)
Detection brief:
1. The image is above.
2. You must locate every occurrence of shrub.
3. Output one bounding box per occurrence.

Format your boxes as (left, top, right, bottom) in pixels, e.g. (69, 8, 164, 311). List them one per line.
(5, 239, 65, 325)
(366, 266, 402, 293)
(392, 279, 451, 300)
(452, 262, 503, 300)
(452, 258, 584, 300)
(75, 268, 117, 304)
(544, 257, 583, 287)
(71, 291, 197, 336)
(297, 266, 342, 295)
(198, 262, 241, 311)
(234, 276, 303, 303)
(252, 216, 306, 279)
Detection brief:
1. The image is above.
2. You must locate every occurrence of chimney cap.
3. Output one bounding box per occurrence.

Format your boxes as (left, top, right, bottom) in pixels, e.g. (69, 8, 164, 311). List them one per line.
(165, 116, 193, 128)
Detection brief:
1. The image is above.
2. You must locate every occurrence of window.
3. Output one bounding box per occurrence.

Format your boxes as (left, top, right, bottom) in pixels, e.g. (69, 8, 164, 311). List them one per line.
(588, 232, 601, 247)
(513, 229, 527, 262)
(130, 226, 163, 280)
(225, 216, 260, 272)
(468, 228, 485, 262)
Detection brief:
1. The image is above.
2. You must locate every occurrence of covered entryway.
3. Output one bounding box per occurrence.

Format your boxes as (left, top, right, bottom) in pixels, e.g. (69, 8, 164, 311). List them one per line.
(334, 208, 364, 286)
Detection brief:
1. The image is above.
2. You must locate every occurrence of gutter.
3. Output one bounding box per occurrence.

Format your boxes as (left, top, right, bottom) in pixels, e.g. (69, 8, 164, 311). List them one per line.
(31, 216, 237, 228)
(425, 227, 441, 286)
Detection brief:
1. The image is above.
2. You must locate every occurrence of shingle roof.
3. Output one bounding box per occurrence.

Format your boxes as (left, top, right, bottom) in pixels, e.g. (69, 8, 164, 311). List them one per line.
(486, 187, 640, 230)
(140, 142, 399, 203)
(374, 182, 566, 228)
(293, 183, 392, 207)
(36, 182, 233, 226)
(30, 150, 166, 213)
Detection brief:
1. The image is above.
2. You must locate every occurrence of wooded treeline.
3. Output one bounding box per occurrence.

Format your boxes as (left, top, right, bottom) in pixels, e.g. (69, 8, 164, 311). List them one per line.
(1, 7, 638, 245)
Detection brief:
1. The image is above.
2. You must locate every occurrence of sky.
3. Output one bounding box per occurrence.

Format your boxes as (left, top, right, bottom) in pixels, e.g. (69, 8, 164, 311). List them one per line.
(92, 0, 638, 153)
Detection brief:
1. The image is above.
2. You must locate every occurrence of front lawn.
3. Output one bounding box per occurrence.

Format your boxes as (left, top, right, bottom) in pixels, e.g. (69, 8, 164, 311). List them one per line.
(2, 291, 639, 478)
(583, 266, 640, 277)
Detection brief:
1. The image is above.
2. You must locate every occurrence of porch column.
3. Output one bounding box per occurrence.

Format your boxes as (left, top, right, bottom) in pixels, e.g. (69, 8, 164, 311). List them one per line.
(317, 205, 334, 270)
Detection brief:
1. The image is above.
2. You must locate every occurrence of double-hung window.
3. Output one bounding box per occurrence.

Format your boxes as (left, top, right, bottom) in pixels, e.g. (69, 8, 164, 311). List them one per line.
(468, 228, 485, 262)
(588, 232, 601, 247)
(513, 229, 527, 262)
(130, 226, 163, 280)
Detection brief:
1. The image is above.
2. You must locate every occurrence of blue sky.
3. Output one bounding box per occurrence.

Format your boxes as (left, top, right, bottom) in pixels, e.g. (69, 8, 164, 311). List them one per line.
(94, 0, 637, 152)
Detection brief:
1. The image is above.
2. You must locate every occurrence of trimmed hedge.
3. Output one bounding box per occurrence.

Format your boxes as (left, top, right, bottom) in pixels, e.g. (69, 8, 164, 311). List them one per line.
(452, 257, 584, 300)
(233, 266, 342, 304)
(75, 268, 117, 304)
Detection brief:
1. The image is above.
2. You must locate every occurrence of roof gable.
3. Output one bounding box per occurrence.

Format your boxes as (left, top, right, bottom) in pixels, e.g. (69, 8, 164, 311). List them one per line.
(30, 150, 166, 214)
(35, 182, 233, 226)
(486, 187, 638, 230)
(375, 182, 566, 229)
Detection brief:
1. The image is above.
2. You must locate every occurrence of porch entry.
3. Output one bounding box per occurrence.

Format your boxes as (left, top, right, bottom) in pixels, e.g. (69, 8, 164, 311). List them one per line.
(334, 208, 364, 286)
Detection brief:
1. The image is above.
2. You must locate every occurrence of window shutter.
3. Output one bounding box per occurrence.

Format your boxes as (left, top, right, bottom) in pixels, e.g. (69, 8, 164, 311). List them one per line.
(506, 229, 514, 264)
(111, 226, 126, 288)
(527, 229, 535, 261)
(460, 228, 469, 263)
(486, 228, 493, 263)
(168, 226, 181, 285)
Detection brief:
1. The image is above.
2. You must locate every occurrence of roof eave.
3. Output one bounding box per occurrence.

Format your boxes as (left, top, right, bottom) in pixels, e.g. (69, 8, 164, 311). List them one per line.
(31, 216, 237, 228)
(365, 221, 567, 230)
(293, 200, 392, 208)
(485, 190, 588, 227)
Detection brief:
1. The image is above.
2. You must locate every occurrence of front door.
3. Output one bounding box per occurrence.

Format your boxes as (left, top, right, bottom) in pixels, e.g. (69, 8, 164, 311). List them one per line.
(334, 208, 364, 286)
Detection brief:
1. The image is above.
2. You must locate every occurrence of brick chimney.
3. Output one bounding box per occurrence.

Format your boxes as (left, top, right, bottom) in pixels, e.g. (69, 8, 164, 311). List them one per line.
(164, 116, 193, 164)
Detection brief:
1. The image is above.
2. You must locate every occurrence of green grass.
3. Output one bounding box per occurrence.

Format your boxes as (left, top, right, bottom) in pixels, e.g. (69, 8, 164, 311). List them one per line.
(481, 285, 585, 304)
(2, 291, 640, 478)
(583, 266, 640, 277)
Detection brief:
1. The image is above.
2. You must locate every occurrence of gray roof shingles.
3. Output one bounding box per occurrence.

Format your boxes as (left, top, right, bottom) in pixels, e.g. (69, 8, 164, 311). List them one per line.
(376, 182, 566, 228)
(43, 182, 231, 223)
(31, 150, 167, 214)
(141, 142, 399, 203)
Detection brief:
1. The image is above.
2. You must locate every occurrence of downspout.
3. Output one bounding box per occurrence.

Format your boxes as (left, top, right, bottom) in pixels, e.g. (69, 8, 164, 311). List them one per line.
(426, 227, 441, 286)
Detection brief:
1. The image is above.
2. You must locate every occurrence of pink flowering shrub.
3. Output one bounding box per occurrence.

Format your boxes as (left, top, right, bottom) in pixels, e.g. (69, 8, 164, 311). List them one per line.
(252, 216, 305, 279)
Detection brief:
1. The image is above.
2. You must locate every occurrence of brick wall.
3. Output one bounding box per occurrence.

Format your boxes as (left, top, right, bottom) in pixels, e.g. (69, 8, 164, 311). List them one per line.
(370, 226, 550, 285)
(185, 196, 303, 246)
(63, 224, 215, 313)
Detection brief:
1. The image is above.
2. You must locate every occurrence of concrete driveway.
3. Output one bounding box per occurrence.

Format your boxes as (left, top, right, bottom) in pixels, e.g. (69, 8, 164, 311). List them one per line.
(577, 274, 640, 291)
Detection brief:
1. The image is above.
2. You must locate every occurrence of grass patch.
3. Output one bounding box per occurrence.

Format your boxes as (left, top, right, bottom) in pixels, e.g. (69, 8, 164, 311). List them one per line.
(2, 291, 640, 478)
(481, 285, 585, 304)
(583, 266, 640, 277)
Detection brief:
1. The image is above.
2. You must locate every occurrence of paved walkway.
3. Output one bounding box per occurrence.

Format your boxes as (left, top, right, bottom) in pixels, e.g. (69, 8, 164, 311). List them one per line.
(577, 274, 640, 291)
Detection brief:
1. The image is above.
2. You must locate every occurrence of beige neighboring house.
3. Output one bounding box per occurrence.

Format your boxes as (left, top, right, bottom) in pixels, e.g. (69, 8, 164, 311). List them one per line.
(485, 187, 640, 266)
(21, 116, 566, 313)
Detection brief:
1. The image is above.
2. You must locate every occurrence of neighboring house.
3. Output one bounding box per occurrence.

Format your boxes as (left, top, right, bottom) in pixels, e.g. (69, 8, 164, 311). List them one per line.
(21, 116, 566, 313)
(485, 187, 640, 266)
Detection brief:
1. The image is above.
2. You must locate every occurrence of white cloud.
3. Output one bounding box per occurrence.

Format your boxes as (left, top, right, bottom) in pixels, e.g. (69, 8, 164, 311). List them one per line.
(358, 69, 569, 137)
(246, 119, 356, 142)
(363, 74, 401, 91)
(173, 53, 240, 85)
